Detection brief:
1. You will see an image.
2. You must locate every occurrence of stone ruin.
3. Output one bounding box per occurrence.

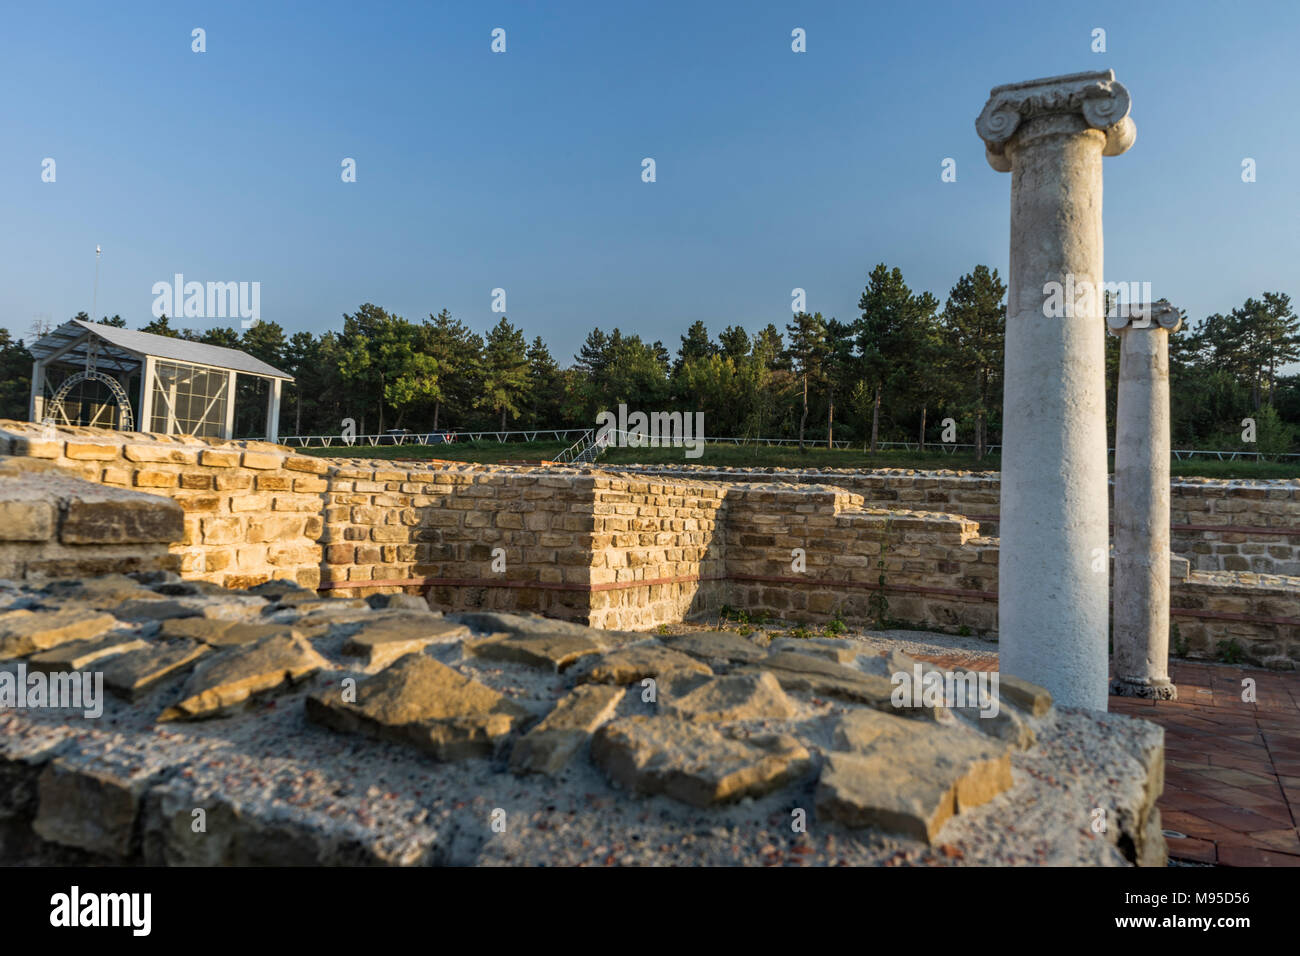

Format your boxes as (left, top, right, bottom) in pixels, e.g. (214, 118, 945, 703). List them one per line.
(0, 418, 1174, 865)
(0, 572, 1165, 865)
(0, 69, 1293, 865)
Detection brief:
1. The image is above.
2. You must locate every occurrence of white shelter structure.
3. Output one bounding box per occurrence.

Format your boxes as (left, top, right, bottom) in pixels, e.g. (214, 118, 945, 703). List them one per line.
(27, 319, 292, 441)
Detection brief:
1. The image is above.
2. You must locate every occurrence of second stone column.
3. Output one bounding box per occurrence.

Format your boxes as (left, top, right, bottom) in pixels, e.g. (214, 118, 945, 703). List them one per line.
(1110, 300, 1181, 700)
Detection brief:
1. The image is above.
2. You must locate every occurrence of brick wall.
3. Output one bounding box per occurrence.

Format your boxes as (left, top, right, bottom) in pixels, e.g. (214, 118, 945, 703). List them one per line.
(324, 468, 596, 620)
(615, 465, 1300, 576)
(0, 423, 326, 589)
(0, 456, 181, 579)
(0, 421, 1294, 668)
(587, 476, 726, 630)
(722, 486, 1000, 635)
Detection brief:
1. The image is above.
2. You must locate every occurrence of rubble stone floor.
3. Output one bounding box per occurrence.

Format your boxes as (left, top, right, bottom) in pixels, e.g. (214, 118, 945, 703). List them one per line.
(861, 630, 1300, 868)
(0, 579, 1168, 867)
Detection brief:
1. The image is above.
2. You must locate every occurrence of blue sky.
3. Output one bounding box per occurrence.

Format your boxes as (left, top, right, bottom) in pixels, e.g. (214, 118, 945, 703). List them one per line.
(3, 0, 1298, 365)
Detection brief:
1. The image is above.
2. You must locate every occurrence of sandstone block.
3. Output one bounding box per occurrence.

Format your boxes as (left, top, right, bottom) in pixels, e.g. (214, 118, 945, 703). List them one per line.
(746, 651, 896, 709)
(578, 644, 713, 685)
(62, 496, 184, 544)
(0, 609, 120, 659)
(342, 616, 471, 669)
(510, 684, 624, 775)
(465, 632, 605, 672)
(305, 654, 531, 761)
(26, 633, 151, 671)
(33, 758, 157, 858)
(101, 639, 211, 701)
(592, 716, 810, 808)
(158, 634, 327, 720)
(665, 630, 767, 665)
(660, 671, 795, 722)
(814, 709, 1012, 843)
(0, 499, 56, 542)
(999, 675, 1053, 717)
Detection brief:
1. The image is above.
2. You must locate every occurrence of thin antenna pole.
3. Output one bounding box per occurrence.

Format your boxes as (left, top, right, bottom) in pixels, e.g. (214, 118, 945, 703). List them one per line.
(92, 245, 101, 321)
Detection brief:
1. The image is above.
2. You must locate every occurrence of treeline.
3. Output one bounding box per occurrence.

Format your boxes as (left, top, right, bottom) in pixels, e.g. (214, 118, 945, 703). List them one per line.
(1, 265, 1297, 454)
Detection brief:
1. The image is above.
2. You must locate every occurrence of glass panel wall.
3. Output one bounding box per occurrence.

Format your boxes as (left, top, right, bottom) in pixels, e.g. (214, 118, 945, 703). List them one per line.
(149, 361, 229, 437)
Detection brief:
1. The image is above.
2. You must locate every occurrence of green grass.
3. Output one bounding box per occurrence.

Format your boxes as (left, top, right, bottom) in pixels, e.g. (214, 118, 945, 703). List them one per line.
(598, 443, 1000, 471)
(299, 438, 1298, 479)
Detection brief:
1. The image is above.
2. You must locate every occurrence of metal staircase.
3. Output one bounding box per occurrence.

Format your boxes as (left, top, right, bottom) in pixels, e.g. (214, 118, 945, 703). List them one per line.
(553, 429, 607, 465)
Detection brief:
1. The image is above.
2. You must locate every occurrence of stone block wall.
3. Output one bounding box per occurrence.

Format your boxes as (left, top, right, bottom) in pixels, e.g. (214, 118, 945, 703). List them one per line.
(322, 467, 597, 620)
(0, 457, 180, 580)
(721, 486, 999, 635)
(0, 422, 1294, 667)
(0, 422, 326, 590)
(1169, 571, 1300, 668)
(614, 465, 1300, 576)
(1170, 482, 1300, 575)
(587, 476, 726, 630)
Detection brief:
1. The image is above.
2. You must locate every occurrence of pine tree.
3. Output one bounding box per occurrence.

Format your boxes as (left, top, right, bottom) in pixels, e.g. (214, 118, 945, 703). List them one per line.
(785, 312, 827, 451)
(856, 264, 938, 453)
(941, 265, 1006, 459)
(478, 317, 530, 430)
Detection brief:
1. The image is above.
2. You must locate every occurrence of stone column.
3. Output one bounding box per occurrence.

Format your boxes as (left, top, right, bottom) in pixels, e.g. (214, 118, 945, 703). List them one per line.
(976, 70, 1136, 710)
(1110, 300, 1180, 699)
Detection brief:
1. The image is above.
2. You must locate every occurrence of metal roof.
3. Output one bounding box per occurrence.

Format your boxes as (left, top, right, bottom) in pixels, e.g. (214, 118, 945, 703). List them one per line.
(28, 319, 293, 381)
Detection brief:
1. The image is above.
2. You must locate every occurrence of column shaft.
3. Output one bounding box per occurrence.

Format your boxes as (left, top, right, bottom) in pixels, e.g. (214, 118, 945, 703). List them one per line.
(1111, 303, 1180, 699)
(999, 119, 1112, 711)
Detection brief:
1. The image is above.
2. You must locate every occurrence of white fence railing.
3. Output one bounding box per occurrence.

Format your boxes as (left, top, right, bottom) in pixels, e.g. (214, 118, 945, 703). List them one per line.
(281, 429, 590, 448)
(279, 428, 1299, 461)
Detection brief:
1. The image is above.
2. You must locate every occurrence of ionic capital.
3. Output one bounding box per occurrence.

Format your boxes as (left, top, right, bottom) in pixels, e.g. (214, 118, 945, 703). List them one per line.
(976, 69, 1136, 172)
(1107, 299, 1182, 334)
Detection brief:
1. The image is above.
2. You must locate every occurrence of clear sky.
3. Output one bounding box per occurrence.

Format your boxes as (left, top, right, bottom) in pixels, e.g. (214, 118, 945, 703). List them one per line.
(3, 0, 1298, 365)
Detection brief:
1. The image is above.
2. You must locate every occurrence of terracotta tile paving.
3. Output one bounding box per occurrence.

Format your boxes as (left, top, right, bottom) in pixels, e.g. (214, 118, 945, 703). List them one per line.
(913, 649, 1300, 867)
(1109, 660, 1300, 867)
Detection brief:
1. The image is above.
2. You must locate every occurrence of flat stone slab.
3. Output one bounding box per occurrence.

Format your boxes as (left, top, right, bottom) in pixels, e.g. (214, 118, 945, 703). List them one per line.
(449, 611, 596, 639)
(592, 716, 812, 808)
(861, 652, 1034, 748)
(815, 709, 1013, 843)
(578, 644, 713, 686)
(664, 631, 767, 665)
(102, 639, 211, 701)
(1000, 675, 1053, 717)
(159, 634, 327, 721)
(39, 576, 168, 610)
(769, 636, 868, 665)
(342, 616, 471, 669)
(113, 595, 266, 623)
(464, 632, 604, 672)
(279, 598, 370, 617)
(660, 671, 796, 722)
(245, 580, 318, 603)
(26, 633, 151, 672)
(743, 651, 897, 709)
(159, 617, 304, 647)
(510, 684, 624, 776)
(450, 610, 642, 646)
(306, 653, 531, 761)
(366, 593, 434, 613)
(0, 608, 120, 659)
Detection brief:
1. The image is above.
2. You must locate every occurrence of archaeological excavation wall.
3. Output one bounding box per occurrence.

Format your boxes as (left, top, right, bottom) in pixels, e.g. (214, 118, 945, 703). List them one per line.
(0, 457, 180, 581)
(0, 421, 1295, 668)
(614, 466, 1300, 576)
